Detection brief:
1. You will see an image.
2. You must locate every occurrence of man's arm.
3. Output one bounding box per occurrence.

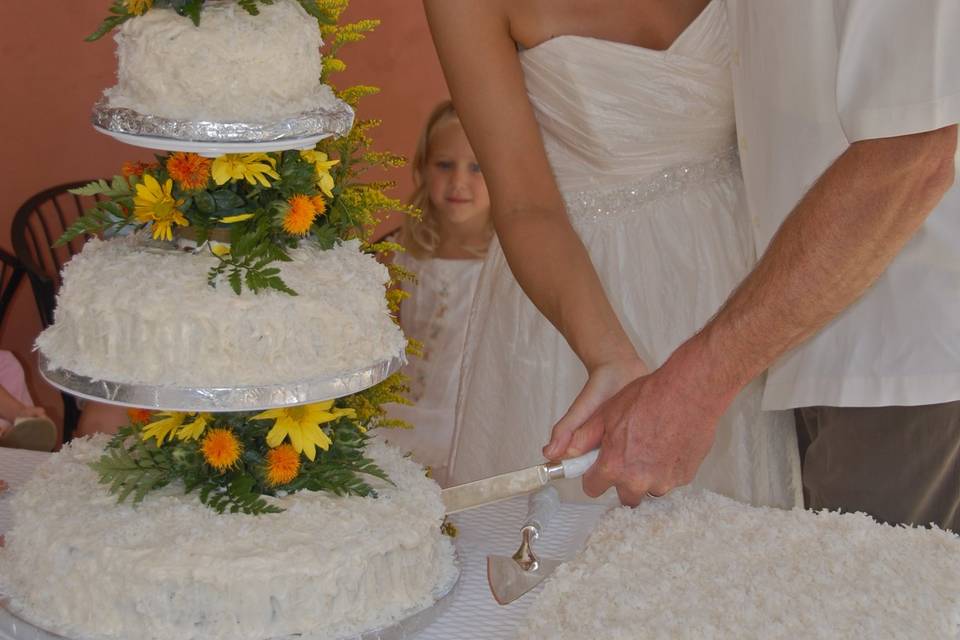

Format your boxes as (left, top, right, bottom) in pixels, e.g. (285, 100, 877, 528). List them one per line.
(545, 124, 958, 505)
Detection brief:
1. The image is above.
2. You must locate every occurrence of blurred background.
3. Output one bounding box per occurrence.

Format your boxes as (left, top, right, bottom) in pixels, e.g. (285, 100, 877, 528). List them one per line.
(0, 1, 449, 430)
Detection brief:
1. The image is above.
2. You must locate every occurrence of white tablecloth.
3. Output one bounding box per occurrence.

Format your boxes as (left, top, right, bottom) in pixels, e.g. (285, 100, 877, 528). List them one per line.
(0, 448, 607, 639)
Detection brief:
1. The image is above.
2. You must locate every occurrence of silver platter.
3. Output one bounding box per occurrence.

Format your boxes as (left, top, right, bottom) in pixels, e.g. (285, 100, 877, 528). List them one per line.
(39, 353, 405, 413)
(0, 562, 460, 640)
(92, 97, 355, 143)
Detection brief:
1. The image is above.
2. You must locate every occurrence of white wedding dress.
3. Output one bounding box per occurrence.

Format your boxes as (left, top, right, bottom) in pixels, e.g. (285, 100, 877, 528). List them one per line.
(447, 0, 802, 508)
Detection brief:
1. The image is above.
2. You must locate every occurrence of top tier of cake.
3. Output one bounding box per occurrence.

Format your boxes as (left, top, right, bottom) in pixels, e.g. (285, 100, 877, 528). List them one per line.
(103, 0, 339, 122)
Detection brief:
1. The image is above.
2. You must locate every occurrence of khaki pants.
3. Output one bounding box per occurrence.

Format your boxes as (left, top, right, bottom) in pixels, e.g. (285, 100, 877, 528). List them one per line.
(795, 402, 960, 532)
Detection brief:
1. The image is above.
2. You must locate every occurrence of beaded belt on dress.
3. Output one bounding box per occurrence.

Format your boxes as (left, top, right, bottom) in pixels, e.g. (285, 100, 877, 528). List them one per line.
(563, 146, 740, 221)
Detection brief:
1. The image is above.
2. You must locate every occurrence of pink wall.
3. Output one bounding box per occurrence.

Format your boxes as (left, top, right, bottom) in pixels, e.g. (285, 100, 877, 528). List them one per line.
(0, 1, 448, 432)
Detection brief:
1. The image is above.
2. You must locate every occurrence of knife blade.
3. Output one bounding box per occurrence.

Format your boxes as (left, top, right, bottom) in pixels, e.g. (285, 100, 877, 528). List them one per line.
(441, 449, 599, 514)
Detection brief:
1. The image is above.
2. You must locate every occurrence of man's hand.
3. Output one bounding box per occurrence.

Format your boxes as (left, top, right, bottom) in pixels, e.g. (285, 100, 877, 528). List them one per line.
(546, 348, 736, 506)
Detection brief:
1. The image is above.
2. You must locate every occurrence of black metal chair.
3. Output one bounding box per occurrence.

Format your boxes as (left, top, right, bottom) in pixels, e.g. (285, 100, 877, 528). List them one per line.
(11, 181, 103, 442)
(0, 249, 25, 328)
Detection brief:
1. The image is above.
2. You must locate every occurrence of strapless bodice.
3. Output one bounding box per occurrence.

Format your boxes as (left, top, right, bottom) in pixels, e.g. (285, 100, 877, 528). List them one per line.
(519, 0, 735, 193)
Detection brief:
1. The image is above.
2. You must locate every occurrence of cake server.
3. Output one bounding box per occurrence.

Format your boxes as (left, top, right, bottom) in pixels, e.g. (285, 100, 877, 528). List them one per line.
(441, 449, 598, 514)
(487, 486, 562, 605)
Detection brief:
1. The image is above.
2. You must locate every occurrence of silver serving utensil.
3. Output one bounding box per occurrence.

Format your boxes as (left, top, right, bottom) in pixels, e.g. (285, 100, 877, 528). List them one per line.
(487, 486, 562, 605)
(441, 449, 599, 514)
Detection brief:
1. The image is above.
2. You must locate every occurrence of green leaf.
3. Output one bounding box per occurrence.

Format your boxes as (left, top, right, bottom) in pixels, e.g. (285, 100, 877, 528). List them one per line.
(212, 189, 246, 209)
(228, 269, 242, 295)
(194, 191, 216, 214)
(312, 224, 339, 250)
(86, 11, 132, 42)
(110, 174, 132, 194)
(177, 0, 203, 26)
(55, 206, 121, 246)
(238, 0, 261, 16)
(69, 179, 111, 197)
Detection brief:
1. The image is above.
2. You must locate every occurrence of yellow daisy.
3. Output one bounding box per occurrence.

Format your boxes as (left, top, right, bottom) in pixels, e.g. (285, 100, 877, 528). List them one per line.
(300, 150, 338, 198)
(253, 401, 356, 461)
(211, 153, 279, 187)
(177, 412, 214, 441)
(210, 243, 231, 257)
(265, 444, 301, 486)
(201, 428, 242, 472)
(141, 411, 189, 446)
(133, 174, 188, 241)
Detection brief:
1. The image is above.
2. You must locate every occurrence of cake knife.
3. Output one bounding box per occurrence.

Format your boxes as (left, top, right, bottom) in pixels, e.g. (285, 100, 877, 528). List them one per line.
(441, 449, 599, 514)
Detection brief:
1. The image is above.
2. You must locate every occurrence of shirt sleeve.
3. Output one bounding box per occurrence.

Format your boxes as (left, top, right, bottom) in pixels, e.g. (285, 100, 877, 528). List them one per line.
(834, 0, 960, 142)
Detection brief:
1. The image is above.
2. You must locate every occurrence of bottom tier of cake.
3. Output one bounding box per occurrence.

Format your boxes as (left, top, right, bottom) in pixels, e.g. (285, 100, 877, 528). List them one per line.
(0, 436, 458, 640)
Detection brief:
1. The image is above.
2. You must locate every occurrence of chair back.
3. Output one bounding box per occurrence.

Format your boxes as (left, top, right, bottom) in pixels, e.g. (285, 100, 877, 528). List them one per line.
(0, 249, 25, 330)
(11, 181, 102, 328)
(11, 181, 103, 443)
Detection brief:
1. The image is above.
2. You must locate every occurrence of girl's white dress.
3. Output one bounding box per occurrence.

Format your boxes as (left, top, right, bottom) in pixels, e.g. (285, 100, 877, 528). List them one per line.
(382, 251, 483, 486)
(447, 0, 802, 507)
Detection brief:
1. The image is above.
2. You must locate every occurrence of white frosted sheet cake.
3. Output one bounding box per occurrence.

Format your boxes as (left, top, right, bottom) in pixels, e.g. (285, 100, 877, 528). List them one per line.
(104, 0, 338, 122)
(35, 237, 406, 388)
(0, 436, 458, 640)
(519, 490, 960, 639)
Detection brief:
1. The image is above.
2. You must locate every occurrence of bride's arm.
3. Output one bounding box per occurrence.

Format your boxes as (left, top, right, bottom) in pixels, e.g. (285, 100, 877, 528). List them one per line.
(423, 0, 639, 375)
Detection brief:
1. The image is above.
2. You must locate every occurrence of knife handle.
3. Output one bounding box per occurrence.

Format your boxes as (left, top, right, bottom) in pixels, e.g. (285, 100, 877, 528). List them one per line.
(559, 449, 600, 479)
(523, 486, 560, 537)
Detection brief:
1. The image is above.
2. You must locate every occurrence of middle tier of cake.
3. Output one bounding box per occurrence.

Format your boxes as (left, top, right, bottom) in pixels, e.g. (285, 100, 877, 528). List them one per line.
(36, 236, 406, 390)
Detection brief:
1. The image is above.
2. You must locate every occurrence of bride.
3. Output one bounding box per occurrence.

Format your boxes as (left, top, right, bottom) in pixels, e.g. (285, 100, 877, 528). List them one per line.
(424, 0, 801, 508)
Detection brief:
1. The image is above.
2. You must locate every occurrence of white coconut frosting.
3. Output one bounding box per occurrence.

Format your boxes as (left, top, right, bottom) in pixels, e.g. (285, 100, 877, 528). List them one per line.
(35, 237, 406, 387)
(519, 491, 960, 639)
(104, 0, 338, 121)
(0, 436, 458, 640)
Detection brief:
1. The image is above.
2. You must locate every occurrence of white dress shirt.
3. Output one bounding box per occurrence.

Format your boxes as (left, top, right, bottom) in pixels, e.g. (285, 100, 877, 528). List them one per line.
(727, 0, 960, 409)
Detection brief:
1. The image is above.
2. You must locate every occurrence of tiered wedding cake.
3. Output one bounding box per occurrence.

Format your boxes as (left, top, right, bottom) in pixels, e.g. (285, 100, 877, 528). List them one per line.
(0, 2, 456, 639)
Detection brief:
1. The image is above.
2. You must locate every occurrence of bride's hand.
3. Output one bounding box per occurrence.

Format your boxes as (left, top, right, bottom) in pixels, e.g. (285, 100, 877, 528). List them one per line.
(543, 356, 649, 461)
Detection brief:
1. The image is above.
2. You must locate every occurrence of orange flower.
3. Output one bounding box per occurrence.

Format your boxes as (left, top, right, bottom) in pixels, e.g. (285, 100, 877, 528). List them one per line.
(121, 161, 156, 178)
(201, 428, 242, 472)
(282, 195, 317, 236)
(310, 195, 327, 216)
(126, 408, 153, 424)
(166, 153, 212, 191)
(265, 444, 301, 486)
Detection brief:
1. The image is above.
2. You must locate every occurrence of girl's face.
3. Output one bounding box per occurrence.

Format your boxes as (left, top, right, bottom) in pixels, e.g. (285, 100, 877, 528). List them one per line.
(424, 118, 491, 227)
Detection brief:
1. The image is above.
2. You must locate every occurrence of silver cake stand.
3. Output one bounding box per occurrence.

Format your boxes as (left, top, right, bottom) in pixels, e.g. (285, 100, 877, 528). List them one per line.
(92, 98, 355, 156)
(0, 562, 461, 640)
(39, 353, 405, 412)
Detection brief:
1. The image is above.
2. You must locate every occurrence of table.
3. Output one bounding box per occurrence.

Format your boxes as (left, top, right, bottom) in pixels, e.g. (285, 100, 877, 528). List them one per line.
(0, 448, 608, 639)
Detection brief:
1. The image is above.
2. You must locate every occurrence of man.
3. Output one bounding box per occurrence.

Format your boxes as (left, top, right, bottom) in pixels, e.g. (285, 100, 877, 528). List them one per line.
(545, 0, 960, 530)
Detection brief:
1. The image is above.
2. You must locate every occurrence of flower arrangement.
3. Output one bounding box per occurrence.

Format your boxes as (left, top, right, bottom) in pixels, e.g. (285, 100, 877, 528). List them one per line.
(64, 149, 343, 295)
(87, 0, 333, 41)
(80, 0, 419, 514)
(93, 383, 409, 514)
